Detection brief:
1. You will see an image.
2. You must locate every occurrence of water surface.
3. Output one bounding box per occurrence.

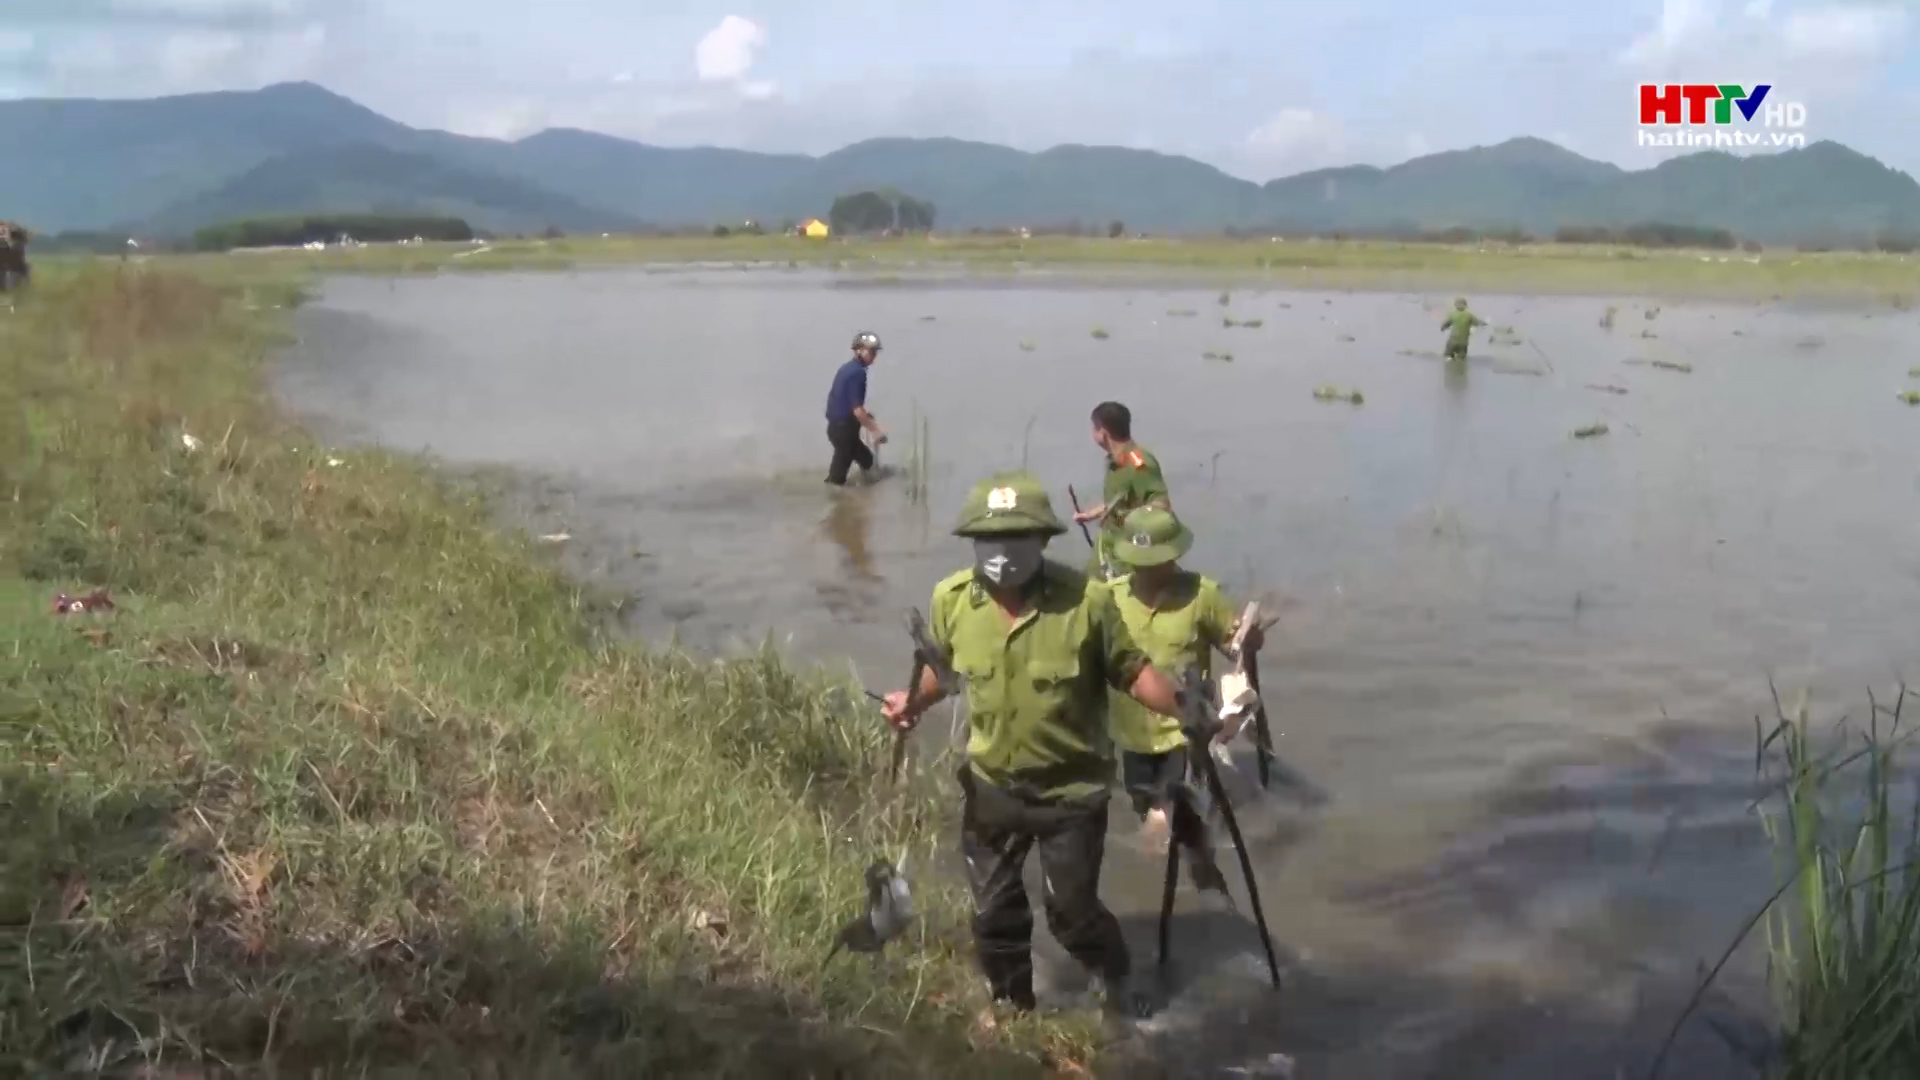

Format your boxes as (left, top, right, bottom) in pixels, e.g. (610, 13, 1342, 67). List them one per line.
(277, 266, 1920, 1077)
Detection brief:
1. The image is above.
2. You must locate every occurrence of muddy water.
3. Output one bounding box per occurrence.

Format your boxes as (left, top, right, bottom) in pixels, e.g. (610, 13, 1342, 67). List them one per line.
(278, 267, 1920, 1077)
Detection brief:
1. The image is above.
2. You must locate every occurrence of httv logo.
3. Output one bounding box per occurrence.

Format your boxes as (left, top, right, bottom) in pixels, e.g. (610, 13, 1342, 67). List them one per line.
(1636, 83, 1807, 150)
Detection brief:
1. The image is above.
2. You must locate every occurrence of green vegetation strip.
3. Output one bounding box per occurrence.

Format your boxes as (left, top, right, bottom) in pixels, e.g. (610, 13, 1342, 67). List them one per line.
(0, 266, 1095, 1076)
(71, 234, 1920, 303)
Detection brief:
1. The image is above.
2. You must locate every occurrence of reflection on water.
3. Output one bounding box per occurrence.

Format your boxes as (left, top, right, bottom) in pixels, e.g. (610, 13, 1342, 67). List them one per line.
(817, 484, 885, 618)
(277, 267, 1920, 1074)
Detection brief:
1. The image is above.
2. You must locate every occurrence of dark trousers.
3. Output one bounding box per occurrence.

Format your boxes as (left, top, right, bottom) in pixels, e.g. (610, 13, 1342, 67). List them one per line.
(1121, 748, 1187, 818)
(825, 418, 873, 485)
(958, 767, 1130, 1009)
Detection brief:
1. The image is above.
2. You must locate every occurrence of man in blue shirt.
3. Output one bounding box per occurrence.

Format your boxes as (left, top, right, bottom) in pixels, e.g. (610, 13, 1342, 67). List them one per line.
(825, 331, 888, 485)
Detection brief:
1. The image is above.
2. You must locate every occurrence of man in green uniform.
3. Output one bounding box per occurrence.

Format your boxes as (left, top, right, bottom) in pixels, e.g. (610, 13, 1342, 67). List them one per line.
(880, 471, 1184, 1017)
(1071, 401, 1170, 581)
(1441, 296, 1485, 362)
(1104, 507, 1262, 848)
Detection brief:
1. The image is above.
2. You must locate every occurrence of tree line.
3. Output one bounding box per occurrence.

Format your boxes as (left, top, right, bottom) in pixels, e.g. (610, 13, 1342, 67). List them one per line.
(828, 190, 935, 235)
(191, 215, 476, 251)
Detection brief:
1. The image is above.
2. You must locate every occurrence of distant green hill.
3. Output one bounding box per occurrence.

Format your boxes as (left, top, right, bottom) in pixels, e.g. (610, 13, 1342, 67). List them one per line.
(3, 81, 1917, 244)
(145, 142, 639, 236)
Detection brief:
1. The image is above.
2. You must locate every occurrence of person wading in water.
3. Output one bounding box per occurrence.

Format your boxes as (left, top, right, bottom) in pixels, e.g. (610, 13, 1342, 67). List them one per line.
(1441, 297, 1485, 363)
(825, 331, 888, 486)
(881, 471, 1185, 1019)
(1102, 506, 1262, 850)
(1072, 401, 1170, 581)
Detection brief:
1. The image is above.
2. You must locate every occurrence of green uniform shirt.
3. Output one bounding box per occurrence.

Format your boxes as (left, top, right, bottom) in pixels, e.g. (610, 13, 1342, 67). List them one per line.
(1106, 571, 1237, 755)
(1442, 310, 1484, 349)
(1094, 444, 1169, 575)
(929, 560, 1153, 800)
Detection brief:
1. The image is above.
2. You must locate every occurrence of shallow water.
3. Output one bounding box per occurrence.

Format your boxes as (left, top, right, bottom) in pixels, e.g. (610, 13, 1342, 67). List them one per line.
(277, 266, 1920, 1076)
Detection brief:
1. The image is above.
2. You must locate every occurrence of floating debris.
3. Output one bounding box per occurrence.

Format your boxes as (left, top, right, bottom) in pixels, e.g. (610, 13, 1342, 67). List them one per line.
(918, 314, 937, 321)
(1640, 329, 1658, 339)
(1732, 329, 1745, 336)
(1091, 327, 1110, 340)
(1313, 385, 1364, 405)
(1645, 306, 1662, 320)
(1572, 422, 1610, 439)
(1336, 334, 1356, 343)
(538, 532, 572, 543)
(1018, 340, 1037, 352)
(1490, 362, 1546, 377)
(1600, 305, 1618, 330)
(1651, 359, 1693, 373)
(1586, 383, 1629, 395)
(1794, 336, 1824, 350)
(1202, 350, 1235, 362)
(1276, 301, 1292, 309)
(1218, 291, 1232, 306)
(1167, 308, 1198, 317)
(1223, 317, 1265, 329)
(1900, 391, 1920, 406)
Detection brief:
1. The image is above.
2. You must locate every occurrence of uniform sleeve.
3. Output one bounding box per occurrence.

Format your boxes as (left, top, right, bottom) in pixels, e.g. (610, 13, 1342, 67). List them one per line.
(1093, 585, 1152, 691)
(1198, 580, 1239, 648)
(929, 583, 957, 652)
(1134, 455, 1170, 507)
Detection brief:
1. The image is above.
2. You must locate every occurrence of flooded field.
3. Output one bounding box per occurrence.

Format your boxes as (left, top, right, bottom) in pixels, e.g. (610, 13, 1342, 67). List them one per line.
(277, 267, 1920, 1077)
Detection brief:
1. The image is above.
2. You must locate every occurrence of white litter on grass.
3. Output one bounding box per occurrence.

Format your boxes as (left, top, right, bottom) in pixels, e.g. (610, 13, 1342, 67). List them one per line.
(327, 457, 343, 467)
(181, 432, 202, 452)
(538, 532, 572, 543)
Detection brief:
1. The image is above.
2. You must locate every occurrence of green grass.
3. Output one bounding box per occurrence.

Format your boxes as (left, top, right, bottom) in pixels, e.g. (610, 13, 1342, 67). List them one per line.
(1758, 687, 1920, 1079)
(0, 265, 1100, 1076)
(58, 232, 1920, 301)
(1654, 687, 1920, 1080)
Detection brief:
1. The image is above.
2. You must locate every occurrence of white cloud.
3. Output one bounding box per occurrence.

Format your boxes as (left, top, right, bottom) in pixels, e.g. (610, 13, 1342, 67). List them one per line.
(611, 70, 632, 84)
(694, 15, 766, 83)
(1622, 0, 1907, 69)
(1243, 107, 1346, 175)
(1781, 5, 1907, 56)
(449, 98, 546, 140)
(47, 33, 120, 80)
(1405, 132, 1432, 158)
(159, 29, 244, 82)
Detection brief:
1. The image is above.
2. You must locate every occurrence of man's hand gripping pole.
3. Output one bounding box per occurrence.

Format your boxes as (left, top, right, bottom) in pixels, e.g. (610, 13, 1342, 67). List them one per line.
(890, 608, 956, 783)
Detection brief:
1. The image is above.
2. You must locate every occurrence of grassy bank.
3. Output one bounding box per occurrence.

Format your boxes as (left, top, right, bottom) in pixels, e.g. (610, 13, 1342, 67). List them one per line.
(1755, 688, 1920, 1079)
(115, 233, 1920, 302)
(0, 265, 1099, 1075)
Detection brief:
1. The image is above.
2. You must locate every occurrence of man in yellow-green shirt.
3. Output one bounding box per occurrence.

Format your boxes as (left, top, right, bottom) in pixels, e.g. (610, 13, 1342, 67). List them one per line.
(881, 471, 1183, 1018)
(1441, 296, 1485, 362)
(1104, 506, 1263, 847)
(1072, 401, 1170, 582)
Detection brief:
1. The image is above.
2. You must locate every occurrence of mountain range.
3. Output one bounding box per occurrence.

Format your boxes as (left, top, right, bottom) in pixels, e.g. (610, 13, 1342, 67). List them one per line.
(4, 81, 1917, 244)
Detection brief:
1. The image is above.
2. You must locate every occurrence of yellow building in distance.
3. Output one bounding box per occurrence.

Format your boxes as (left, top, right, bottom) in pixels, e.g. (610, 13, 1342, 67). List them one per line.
(800, 218, 830, 238)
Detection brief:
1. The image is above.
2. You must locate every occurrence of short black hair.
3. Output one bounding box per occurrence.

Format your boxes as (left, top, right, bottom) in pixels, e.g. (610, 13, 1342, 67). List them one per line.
(1091, 401, 1132, 440)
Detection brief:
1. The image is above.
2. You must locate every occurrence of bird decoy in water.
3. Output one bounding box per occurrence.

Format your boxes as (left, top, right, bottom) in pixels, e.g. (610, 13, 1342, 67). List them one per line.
(824, 860, 914, 968)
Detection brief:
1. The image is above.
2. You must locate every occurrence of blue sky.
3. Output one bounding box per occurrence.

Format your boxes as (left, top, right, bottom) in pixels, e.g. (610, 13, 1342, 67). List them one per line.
(1, 0, 1915, 179)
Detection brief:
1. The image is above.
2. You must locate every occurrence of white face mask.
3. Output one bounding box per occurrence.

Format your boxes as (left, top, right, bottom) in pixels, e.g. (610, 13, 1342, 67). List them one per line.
(973, 537, 1047, 589)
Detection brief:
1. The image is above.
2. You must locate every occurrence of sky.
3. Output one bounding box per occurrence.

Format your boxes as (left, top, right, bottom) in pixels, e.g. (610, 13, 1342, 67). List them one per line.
(1, 0, 1915, 180)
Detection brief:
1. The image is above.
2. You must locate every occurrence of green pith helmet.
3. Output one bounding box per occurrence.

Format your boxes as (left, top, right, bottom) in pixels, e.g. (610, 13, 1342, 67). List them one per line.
(1110, 506, 1193, 568)
(1454, 297, 1468, 309)
(952, 471, 1068, 537)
